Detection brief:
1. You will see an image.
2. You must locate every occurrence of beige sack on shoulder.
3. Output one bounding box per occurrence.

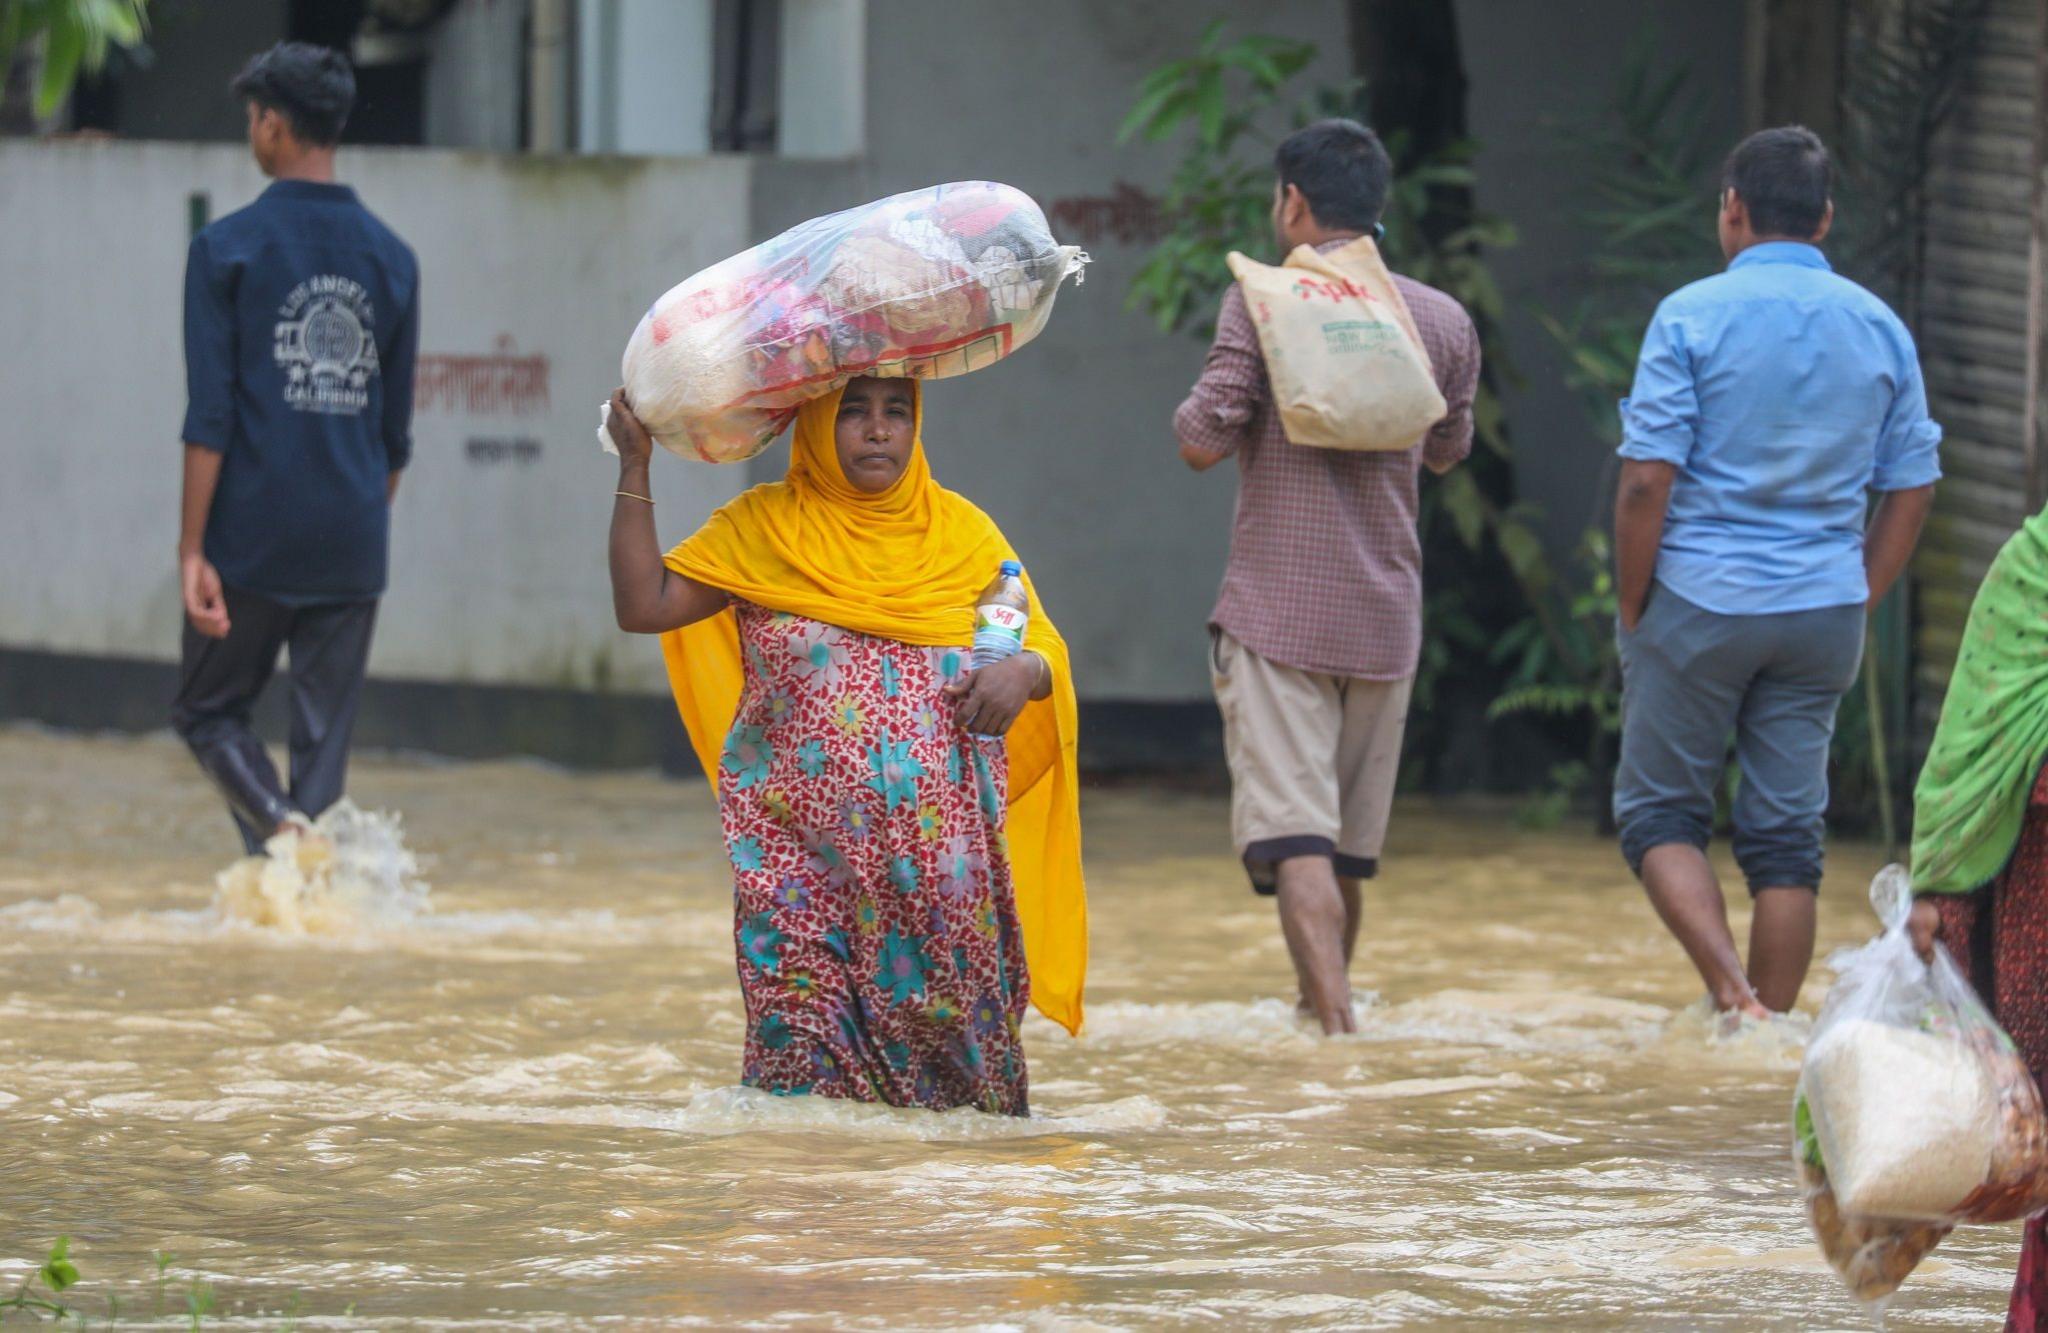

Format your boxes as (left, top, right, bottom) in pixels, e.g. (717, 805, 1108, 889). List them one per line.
(1225, 236, 1447, 451)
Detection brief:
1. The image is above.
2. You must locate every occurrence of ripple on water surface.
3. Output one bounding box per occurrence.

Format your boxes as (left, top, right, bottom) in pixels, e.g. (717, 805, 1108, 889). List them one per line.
(0, 730, 2022, 1329)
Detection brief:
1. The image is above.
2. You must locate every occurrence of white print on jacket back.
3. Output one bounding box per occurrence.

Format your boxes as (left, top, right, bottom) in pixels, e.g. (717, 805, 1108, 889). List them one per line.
(274, 275, 380, 415)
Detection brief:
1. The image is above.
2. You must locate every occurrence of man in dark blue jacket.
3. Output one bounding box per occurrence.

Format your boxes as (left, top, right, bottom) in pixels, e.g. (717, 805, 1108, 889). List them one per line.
(174, 42, 420, 852)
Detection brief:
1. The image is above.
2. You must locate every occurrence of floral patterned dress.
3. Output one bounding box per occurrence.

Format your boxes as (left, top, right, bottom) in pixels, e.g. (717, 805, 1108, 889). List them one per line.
(719, 600, 1030, 1115)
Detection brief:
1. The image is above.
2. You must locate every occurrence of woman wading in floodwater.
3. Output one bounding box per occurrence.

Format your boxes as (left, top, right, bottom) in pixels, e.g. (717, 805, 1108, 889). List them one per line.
(603, 376, 1086, 1114)
(1909, 508, 2048, 1324)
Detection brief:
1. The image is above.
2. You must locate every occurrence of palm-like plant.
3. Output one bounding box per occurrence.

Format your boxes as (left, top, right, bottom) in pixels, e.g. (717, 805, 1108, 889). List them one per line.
(0, 0, 149, 119)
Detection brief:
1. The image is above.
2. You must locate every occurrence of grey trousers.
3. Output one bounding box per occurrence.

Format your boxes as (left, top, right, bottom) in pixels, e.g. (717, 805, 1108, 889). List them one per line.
(1613, 584, 1864, 893)
(170, 586, 378, 854)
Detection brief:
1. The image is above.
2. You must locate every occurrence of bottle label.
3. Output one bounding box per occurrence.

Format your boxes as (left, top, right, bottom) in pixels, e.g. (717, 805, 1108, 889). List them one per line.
(975, 603, 1027, 641)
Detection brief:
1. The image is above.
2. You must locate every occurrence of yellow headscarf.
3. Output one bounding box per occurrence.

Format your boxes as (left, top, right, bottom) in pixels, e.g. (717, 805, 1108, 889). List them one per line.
(657, 380, 1087, 1034)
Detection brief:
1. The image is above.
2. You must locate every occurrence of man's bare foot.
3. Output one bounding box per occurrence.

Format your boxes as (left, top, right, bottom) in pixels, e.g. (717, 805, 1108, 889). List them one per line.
(272, 813, 329, 855)
(1295, 994, 1360, 1036)
(1715, 997, 1773, 1036)
(1733, 993, 1772, 1022)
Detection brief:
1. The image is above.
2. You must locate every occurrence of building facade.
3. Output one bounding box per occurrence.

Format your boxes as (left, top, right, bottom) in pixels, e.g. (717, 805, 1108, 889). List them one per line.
(5, 0, 1775, 776)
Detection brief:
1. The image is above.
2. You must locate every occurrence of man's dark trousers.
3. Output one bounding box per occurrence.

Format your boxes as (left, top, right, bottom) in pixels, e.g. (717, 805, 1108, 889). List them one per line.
(171, 586, 377, 853)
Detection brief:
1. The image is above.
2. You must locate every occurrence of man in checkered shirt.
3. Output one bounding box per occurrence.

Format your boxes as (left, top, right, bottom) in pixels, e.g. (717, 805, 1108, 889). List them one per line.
(1174, 119, 1482, 1035)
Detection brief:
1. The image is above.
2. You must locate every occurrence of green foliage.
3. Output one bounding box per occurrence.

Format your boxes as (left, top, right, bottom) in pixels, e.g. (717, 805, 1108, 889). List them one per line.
(1537, 39, 1719, 444)
(1490, 682, 1604, 721)
(152, 1249, 173, 1319)
(1412, 584, 1488, 717)
(0, 1239, 305, 1327)
(36, 1239, 77, 1297)
(0, 0, 148, 117)
(1488, 530, 1621, 719)
(1516, 761, 1590, 830)
(0, 1237, 77, 1321)
(1486, 531, 1625, 823)
(1795, 1092, 1824, 1171)
(1119, 23, 1315, 335)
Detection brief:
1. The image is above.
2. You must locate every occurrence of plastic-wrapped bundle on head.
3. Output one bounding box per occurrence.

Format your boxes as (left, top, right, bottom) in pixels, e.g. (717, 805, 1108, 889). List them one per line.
(603, 182, 1088, 463)
(932, 180, 1062, 323)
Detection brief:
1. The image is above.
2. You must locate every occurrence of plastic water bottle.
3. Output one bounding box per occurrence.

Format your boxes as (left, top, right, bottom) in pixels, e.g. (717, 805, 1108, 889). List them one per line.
(969, 560, 1030, 738)
(971, 560, 1030, 670)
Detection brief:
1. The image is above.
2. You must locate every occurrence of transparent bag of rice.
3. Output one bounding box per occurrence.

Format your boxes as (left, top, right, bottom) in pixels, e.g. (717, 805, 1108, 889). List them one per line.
(1792, 865, 2048, 1302)
(601, 181, 1089, 464)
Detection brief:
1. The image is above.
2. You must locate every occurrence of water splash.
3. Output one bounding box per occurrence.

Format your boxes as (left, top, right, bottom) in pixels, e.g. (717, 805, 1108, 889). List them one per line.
(668, 1085, 1170, 1140)
(1075, 998, 1323, 1049)
(1659, 997, 1813, 1069)
(1357, 987, 1672, 1056)
(213, 800, 428, 934)
(1074, 994, 1390, 1049)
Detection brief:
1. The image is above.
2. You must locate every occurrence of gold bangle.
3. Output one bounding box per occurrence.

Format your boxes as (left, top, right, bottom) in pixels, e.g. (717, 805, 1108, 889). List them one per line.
(615, 489, 654, 505)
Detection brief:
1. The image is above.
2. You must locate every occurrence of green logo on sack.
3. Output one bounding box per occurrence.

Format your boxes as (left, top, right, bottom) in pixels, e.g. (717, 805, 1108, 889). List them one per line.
(1322, 319, 1401, 355)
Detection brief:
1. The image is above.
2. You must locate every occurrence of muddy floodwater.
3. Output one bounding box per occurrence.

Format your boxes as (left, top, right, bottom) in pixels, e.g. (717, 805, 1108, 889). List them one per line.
(0, 727, 2024, 1328)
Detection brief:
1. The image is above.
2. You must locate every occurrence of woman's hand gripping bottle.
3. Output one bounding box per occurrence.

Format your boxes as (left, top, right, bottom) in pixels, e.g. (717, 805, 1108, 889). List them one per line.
(968, 561, 1030, 740)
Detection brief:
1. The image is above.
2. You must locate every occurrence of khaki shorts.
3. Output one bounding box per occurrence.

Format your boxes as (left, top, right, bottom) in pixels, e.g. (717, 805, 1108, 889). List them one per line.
(1210, 629, 1413, 894)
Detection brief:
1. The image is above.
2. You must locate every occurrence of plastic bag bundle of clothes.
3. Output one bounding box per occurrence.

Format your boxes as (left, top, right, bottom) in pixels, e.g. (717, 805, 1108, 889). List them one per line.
(1793, 865, 2048, 1302)
(603, 181, 1089, 463)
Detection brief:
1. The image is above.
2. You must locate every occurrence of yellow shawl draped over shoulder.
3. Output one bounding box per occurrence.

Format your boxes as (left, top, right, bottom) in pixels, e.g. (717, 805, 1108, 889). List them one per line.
(655, 381, 1087, 1034)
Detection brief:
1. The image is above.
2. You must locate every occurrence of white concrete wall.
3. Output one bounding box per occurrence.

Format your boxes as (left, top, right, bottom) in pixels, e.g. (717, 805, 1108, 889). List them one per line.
(0, 139, 754, 694)
(577, 0, 716, 155)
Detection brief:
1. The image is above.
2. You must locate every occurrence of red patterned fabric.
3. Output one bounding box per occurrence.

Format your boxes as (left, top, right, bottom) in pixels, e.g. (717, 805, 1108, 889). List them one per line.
(2012, 1220, 2048, 1333)
(1173, 244, 1482, 680)
(721, 601, 1030, 1115)
(1931, 766, 2048, 1328)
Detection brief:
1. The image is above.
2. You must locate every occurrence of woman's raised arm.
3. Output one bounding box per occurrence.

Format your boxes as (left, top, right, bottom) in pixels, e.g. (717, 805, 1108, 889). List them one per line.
(606, 388, 727, 634)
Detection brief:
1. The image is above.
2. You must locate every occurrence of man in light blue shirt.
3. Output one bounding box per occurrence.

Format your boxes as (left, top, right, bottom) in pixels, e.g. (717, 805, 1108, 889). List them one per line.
(1613, 126, 1940, 1021)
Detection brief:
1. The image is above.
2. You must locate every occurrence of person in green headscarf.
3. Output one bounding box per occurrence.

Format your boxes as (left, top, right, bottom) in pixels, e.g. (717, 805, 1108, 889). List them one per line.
(1910, 510, 2048, 900)
(1907, 507, 2048, 1324)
